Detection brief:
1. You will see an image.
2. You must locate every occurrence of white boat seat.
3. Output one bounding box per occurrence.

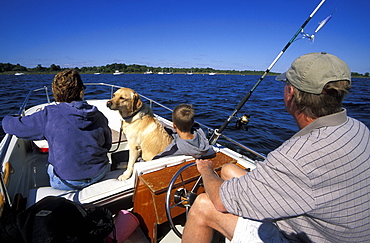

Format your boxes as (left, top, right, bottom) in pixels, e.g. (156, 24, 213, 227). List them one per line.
(26, 155, 194, 208)
(26, 169, 134, 208)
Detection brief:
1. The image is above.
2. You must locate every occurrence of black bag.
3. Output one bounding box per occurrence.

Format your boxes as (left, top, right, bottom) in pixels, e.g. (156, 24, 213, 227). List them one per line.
(0, 196, 114, 242)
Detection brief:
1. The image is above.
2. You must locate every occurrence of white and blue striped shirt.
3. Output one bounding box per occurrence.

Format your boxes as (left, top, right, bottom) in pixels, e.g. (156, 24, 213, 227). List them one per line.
(220, 109, 370, 242)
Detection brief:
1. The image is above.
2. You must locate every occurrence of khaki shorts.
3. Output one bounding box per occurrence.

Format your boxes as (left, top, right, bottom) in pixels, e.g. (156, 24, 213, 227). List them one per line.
(226, 217, 290, 243)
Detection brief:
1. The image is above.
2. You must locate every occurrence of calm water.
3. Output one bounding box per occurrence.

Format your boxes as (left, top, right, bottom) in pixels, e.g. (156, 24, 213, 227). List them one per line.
(1, 74, 369, 156)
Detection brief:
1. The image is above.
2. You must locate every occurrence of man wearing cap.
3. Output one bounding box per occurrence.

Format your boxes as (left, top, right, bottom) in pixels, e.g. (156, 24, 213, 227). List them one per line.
(182, 52, 370, 242)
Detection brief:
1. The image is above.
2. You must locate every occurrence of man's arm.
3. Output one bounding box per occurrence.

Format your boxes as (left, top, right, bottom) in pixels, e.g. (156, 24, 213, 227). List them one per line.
(196, 159, 227, 212)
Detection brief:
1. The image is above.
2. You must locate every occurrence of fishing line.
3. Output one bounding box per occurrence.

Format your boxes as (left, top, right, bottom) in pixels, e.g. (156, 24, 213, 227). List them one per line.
(208, 0, 327, 145)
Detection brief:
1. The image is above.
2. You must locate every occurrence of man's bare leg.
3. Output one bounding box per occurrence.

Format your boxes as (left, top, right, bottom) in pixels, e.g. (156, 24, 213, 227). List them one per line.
(182, 193, 238, 243)
(221, 163, 247, 180)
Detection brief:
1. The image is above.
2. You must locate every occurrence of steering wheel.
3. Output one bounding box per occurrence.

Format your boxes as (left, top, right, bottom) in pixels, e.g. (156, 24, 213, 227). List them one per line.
(165, 162, 203, 238)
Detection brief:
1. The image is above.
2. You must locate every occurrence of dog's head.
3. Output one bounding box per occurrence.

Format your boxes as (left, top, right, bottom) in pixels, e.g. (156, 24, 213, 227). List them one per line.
(107, 88, 143, 117)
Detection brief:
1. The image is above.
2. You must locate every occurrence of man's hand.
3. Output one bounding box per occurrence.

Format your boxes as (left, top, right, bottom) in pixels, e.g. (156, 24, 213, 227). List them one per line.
(196, 159, 215, 175)
(195, 159, 227, 212)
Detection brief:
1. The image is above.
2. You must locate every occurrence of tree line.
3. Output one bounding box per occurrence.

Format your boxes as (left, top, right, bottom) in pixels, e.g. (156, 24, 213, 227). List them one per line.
(0, 62, 368, 77)
(0, 62, 271, 75)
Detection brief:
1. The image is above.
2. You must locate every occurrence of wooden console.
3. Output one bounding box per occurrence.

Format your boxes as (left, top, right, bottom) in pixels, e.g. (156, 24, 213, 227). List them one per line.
(133, 152, 236, 242)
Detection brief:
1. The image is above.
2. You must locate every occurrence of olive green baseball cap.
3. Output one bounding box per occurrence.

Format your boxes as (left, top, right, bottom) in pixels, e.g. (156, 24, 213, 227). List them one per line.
(276, 52, 351, 94)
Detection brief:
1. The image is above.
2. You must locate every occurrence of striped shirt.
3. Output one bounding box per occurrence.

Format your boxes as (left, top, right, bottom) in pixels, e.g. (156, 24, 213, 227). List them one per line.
(220, 109, 370, 242)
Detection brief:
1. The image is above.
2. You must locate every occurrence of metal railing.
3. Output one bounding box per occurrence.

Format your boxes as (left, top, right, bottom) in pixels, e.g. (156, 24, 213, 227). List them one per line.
(1, 86, 51, 166)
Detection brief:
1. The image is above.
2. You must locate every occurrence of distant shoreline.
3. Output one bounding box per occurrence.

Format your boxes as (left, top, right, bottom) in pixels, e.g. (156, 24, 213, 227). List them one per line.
(0, 71, 280, 76)
(2, 72, 369, 78)
(2, 62, 368, 77)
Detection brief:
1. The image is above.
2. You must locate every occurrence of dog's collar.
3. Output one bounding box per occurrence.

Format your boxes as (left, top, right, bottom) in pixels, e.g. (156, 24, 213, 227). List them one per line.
(121, 105, 143, 120)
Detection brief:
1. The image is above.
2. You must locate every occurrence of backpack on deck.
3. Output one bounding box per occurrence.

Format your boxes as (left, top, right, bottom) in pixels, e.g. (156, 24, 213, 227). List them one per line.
(0, 196, 114, 243)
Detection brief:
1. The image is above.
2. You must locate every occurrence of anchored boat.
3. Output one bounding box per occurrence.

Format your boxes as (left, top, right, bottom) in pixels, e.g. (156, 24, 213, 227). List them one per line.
(0, 83, 265, 242)
(113, 70, 124, 75)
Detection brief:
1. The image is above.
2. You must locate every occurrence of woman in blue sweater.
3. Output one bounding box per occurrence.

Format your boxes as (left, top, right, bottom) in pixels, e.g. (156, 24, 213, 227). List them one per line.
(2, 70, 112, 190)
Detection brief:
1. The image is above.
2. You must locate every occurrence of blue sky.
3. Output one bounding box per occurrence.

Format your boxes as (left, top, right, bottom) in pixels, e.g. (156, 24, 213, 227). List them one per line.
(1, 0, 369, 73)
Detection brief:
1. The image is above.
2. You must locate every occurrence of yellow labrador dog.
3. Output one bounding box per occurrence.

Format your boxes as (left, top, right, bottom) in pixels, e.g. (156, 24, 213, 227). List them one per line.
(107, 87, 173, 180)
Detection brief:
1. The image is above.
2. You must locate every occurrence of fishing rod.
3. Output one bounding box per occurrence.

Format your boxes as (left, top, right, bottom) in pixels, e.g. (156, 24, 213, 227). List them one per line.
(208, 0, 326, 145)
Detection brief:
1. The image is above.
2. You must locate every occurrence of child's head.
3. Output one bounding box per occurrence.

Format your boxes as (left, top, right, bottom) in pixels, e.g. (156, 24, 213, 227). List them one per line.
(52, 69, 85, 102)
(172, 104, 195, 133)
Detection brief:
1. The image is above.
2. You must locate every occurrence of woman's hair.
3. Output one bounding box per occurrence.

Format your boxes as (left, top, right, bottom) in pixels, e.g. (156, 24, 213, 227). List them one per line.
(52, 69, 85, 102)
(288, 80, 351, 118)
(172, 104, 195, 132)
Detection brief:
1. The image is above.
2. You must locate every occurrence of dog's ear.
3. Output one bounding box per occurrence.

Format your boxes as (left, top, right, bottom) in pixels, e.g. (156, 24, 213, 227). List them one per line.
(132, 91, 142, 112)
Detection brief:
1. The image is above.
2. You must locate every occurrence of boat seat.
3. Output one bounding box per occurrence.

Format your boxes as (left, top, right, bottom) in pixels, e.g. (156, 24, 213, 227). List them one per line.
(26, 169, 132, 208)
(26, 155, 195, 208)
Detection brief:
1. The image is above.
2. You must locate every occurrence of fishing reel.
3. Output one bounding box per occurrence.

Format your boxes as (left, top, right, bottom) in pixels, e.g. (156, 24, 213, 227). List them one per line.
(235, 114, 250, 131)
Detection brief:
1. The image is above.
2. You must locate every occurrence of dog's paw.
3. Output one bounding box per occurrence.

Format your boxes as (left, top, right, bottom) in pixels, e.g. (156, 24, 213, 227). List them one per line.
(118, 171, 131, 181)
